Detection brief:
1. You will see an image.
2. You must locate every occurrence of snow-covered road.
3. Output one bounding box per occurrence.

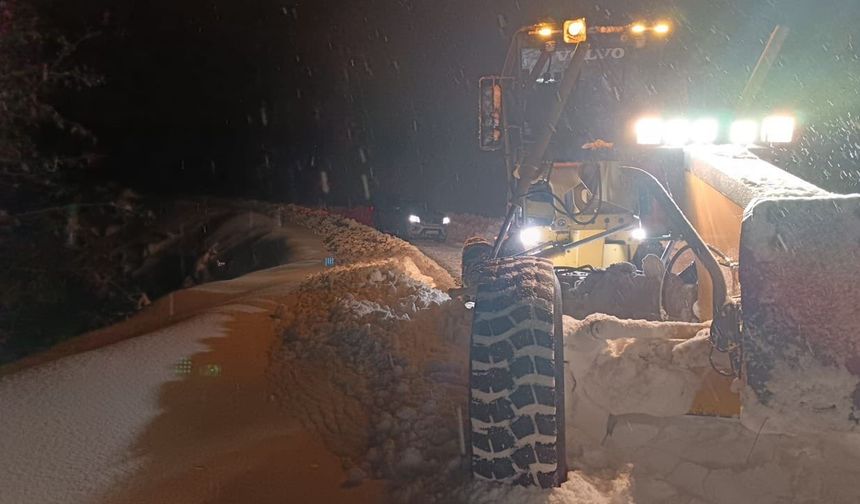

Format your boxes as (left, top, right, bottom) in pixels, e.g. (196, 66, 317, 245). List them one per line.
(0, 314, 230, 503)
(413, 240, 462, 281)
(0, 223, 385, 504)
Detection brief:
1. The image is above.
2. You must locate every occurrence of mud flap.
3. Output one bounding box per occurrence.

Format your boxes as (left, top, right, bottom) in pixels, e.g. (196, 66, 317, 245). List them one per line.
(739, 196, 860, 428)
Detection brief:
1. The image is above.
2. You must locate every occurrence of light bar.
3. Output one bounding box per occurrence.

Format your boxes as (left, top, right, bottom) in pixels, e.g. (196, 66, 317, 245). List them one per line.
(663, 118, 690, 146)
(629, 21, 671, 35)
(634, 114, 797, 146)
(761, 115, 795, 143)
(729, 120, 759, 145)
(691, 118, 720, 144)
(635, 118, 664, 145)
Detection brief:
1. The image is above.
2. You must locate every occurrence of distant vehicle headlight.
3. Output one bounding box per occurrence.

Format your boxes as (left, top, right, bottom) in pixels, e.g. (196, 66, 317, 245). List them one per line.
(519, 227, 543, 249)
(761, 115, 795, 143)
(408, 214, 421, 224)
(442, 216, 451, 225)
(729, 120, 759, 145)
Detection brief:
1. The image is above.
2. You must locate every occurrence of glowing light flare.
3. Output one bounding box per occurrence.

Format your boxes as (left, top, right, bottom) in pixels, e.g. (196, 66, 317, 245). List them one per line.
(519, 227, 543, 249)
(630, 23, 647, 34)
(691, 118, 720, 144)
(635, 117, 664, 145)
(631, 226, 647, 241)
(442, 216, 451, 225)
(534, 24, 555, 38)
(408, 214, 421, 224)
(663, 118, 691, 146)
(653, 22, 671, 35)
(730, 120, 759, 145)
(761, 115, 795, 143)
(563, 18, 587, 43)
(566, 19, 585, 36)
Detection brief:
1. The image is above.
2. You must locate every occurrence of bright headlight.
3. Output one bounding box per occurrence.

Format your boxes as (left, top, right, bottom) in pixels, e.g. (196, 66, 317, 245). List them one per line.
(519, 227, 543, 249)
(691, 118, 720, 144)
(408, 214, 421, 224)
(761, 115, 795, 143)
(663, 118, 690, 146)
(442, 216, 451, 225)
(729, 120, 759, 145)
(635, 117, 664, 145)
(631, 226, 647, 241)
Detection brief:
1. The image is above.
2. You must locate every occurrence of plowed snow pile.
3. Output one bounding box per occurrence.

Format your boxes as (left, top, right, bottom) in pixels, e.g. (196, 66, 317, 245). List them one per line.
(445, 213, 503, 245)
(279, 204, 455, 290)
(7, 204, 858, 504)
(561, 316, 860, 504)
(270, 207, 860, 503)
(264, 209, 641, 502)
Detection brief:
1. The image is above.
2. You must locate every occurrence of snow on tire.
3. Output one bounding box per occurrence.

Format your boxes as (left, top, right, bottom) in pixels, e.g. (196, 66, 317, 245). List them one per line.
(461, 237, 493, 289)
(468, 256, 566, 488)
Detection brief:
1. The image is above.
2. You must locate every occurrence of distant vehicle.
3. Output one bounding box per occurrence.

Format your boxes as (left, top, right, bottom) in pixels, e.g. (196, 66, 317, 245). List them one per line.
(373, 197, 450, 242)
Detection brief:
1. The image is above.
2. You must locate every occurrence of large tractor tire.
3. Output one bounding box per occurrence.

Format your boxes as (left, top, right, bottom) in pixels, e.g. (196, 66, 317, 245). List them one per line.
(468, 256, 566, 488)
(461, 237, 493, 288)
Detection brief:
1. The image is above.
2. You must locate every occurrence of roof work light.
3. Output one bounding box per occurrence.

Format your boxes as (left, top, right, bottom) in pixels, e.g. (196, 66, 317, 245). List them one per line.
(729, 120, 759, 145)
(761, 115, 795, 143)
(629, 21, 671, 36)
(635, 118, 664, 145)
(563, 18, 587, 43)
(691, 118, 720, 144)
(532, 23, 555, 39)
(663, 118, 691, 146)
(633, 114, 796, 146)
(653, 22, 671, 35)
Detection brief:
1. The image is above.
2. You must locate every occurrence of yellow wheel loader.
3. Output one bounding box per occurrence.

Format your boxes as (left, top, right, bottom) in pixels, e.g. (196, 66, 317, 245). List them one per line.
(464, 17, 860, 488)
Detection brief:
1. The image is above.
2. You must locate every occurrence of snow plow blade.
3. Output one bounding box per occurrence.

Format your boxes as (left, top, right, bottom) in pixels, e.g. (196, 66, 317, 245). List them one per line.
(739, 195, 860, 431)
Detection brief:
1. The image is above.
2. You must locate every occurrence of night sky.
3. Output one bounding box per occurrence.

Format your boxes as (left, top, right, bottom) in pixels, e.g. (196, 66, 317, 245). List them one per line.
(38, 0, 860, 214)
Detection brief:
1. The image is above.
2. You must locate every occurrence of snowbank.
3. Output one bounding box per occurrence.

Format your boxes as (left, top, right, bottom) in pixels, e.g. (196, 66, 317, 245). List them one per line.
(266, 212, 649, 503)
(560, 314, 860, 504)
(564, 315, 711, 418)
(276, 204, 455, 290)
(270, 259, 472, 500)
(445, 213, 503, 245)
